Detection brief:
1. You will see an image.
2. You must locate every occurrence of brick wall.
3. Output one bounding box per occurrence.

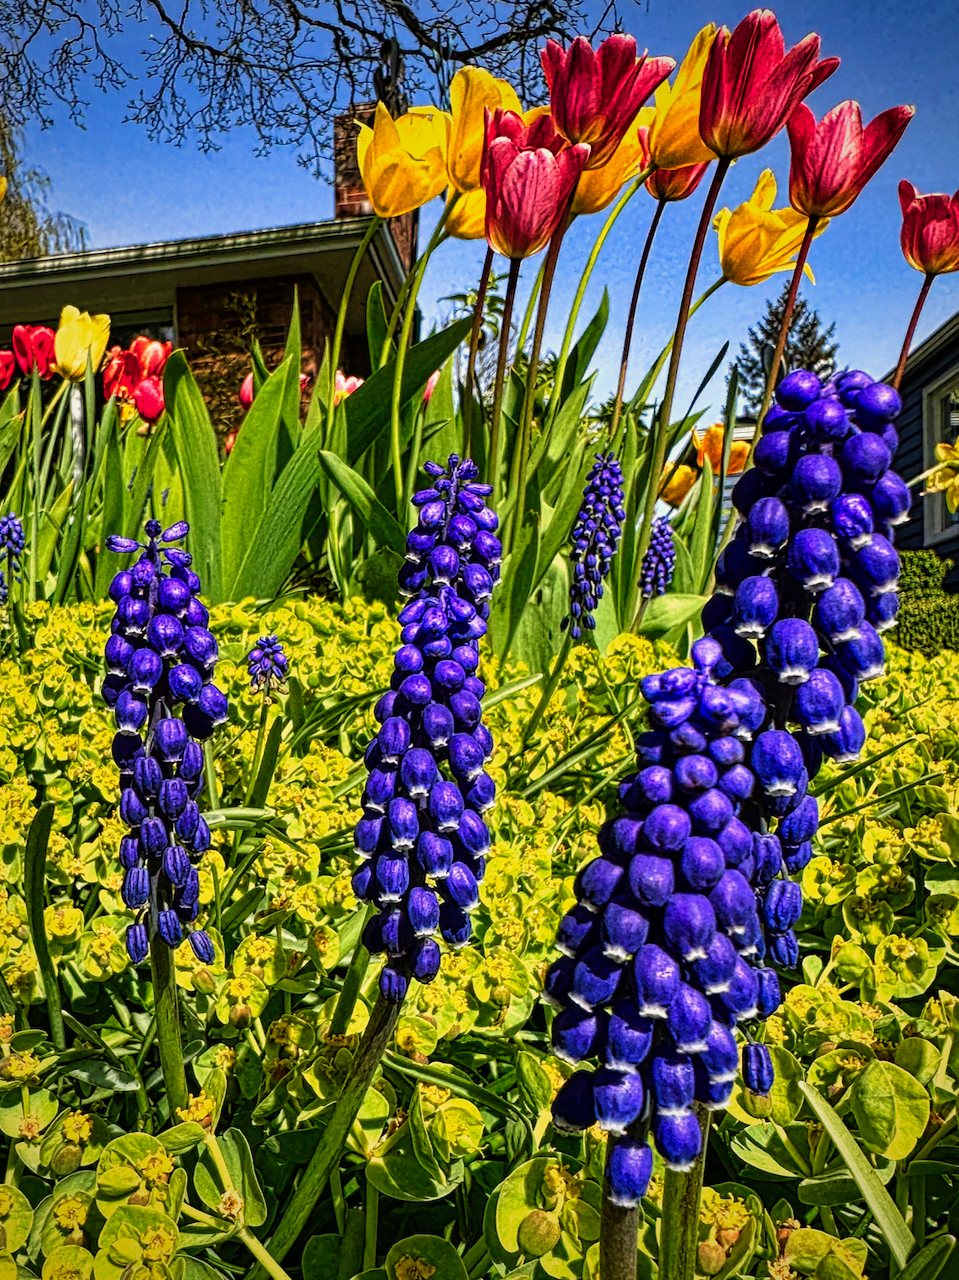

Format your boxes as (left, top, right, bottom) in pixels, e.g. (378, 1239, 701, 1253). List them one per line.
(334, 103, 419, 272)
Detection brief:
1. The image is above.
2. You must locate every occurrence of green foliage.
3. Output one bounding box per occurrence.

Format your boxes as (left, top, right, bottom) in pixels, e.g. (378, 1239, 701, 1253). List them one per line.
(892, 550, 959, 657)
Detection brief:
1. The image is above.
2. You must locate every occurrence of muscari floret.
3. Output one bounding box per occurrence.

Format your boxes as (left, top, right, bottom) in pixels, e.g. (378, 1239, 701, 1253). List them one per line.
(103, 519, 223, 967)
(247, 634, 289, 693)
(641, 516, 676, 600)
(563, 452, 626, 639)
(354, 455, 499, 1003)
(548, 368, 904, 1202)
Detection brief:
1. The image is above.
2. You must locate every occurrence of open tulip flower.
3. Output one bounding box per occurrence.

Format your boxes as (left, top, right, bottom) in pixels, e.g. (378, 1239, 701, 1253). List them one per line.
(0, 351, 15, 392)
(13, 324, 57, 379)
(714, 170, 829, 287)
(660, 463, 697, 507)
(787, 101, 913, 219)
(700, 9, 839, 161)
(334, 370, 364, 406)
(898, 181, 959, 276)
(447, 68, 521, 194)
(638, 124, 711, 204)
(481, 109, 589, 259)
(925, 441, 959, 512)
(542, 34, 674, 170)
(446, 189, 487, 240)
(357, 102, 449, 219)
(53, 305, 111, 382)
(572, 108, 651, 216)
(693, 424, 749, 475)
(646, 24, 718, 171)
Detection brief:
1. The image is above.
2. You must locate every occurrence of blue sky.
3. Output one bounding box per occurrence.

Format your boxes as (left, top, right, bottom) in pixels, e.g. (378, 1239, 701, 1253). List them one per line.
(23, 0, 959, 411)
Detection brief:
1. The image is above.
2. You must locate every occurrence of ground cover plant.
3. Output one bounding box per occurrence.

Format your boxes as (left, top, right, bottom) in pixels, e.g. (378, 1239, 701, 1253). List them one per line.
(2, 8, 959, 1280)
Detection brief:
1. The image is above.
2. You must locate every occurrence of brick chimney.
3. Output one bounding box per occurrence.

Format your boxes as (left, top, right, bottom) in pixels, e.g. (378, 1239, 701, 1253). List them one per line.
(334, 103, 419, 273)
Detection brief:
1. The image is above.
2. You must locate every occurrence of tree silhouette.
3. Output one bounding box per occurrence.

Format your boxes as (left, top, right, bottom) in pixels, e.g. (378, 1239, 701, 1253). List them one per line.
(734, 282, 839, 413)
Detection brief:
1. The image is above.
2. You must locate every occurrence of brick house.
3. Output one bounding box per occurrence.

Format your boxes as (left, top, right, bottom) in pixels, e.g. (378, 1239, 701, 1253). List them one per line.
(0, 106, 414, 433)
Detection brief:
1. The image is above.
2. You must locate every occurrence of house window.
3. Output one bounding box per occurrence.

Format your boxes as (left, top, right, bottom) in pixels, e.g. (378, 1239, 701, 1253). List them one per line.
(924, 372, 959, 543)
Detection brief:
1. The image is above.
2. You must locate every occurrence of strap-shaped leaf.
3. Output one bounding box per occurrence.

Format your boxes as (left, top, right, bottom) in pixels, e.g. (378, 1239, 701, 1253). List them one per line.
(317, 450, 406, 556)
(164, 350, 223, 601)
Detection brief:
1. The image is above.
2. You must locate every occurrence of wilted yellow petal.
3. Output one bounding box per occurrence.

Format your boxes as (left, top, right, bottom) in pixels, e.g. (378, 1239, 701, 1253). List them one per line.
(660, 464, 697, 507)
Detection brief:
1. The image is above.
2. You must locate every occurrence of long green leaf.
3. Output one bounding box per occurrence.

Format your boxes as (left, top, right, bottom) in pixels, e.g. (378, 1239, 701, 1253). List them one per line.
(281, 288, 303, 449)
(221, 357, 295, 597)
(798, 1082, 914, 1271)
(688, 459, 715, 593)
(24, 804, 64, 1051)
(898, 1236, 956, 1280)
(164, 351, 223, 602)
(317, 450, 406, 557)
(345, 318, 472, 465)
(93, 411, 126, 598)
(532, 443, 589, 591)
(559, 288, 608, 404)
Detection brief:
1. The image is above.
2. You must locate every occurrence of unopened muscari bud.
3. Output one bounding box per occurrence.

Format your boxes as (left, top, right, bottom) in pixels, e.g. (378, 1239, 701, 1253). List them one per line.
(103, 520, 225, 966)
(549, 370, 901, 1176)
(356, 456, 498, 1002)
(563, 452, 625, 639)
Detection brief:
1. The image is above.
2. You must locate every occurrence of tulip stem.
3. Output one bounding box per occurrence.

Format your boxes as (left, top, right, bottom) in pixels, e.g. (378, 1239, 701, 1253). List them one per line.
(892, 272, 935, 391)
(659, 1109, 712, 1280)
(633, 158, 730, 583)
(520, 627, 573, 751)
(489, 258, 521, 500)
(327, 216, 383, 440)
(516, 259, 546, 359)
(150, 934, 189, 1118)
(463, 246, 494, 462)
(510, 215, 569, 555)
(609, 199, 667, 447)
(248, 995, 400, 1279)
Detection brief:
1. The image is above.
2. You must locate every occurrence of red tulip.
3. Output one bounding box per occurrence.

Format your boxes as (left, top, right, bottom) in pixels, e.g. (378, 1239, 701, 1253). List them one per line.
(130, 336, 172, 379)
(787, 101, 913, 219)
(0, 351, 14, 392)
(239, 372, 255, 409)
(103, 346, 140, 403)
(699, 10, 839, 161)
(423, 370, 441, 404)
(898, 181, 959, 276)
(224, 428, 239, 457)
(133, 375, 165, 422)
(637, 126, 710, 203)
(12, 324, 56, 379)
(481, 109, 589, 259)
(541, 35, 674, 170)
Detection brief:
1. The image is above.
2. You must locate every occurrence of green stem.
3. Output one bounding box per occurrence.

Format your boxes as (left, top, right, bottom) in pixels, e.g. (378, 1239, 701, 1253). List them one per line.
(330, 1164, 346, 1234)
(520, 628, 573, 751)
(600, 1134, 639, 1280)
(29, 370, 42, 602)
(237, 1226, 299, 1280)
(488, 258, 521, 500)
(659, 1109, 711, 1280)
(892, 272, 935, 391)
(911, 1111, 956, 1164)
(632, 158, 730, 583)
(329, 903, 375, 1037)
(327, 217, 384, 438)
(463, 246, 494, 461)
(149, 936, 189, 1117)
(911, 1173, 926, 1250)
(204, 740, 220, 812)
(609, 199, 666, 446)
(364, 1176, 379, 1269)
(244, 694, 272, 807)
(249, 995, 400, 1278)
(515, 259, 545, 359)
(774, 1124, 812, 1177)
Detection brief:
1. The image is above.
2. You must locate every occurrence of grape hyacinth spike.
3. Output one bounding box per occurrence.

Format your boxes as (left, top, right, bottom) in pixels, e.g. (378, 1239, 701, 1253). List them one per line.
(102, 519, 223, 967)
(549, 369, 904, 1194)
(641, 516, 676, 600)
(247, 634, 289, 693)
(563, 452, 626, 639)
(356, 455, 500, 1003)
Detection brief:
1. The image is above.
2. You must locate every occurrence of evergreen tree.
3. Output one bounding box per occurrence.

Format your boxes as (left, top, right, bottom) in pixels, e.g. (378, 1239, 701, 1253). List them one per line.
(734, 282, 839, 413)
(0, 119, 86, 262)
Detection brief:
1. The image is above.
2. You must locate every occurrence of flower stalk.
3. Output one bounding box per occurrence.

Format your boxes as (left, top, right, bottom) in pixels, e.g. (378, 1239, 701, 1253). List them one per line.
(609, 199, 666, 445)
(150, 933, 189, 1116)
(327, 216, 384, 438)
(659, 1111, 712, 1280)
(488, 259, 521, 501)
(892, 272, 935, 390)
(463, 246, 495, 460)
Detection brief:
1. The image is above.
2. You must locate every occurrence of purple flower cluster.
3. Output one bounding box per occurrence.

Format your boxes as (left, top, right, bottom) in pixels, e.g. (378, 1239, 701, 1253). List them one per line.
(247, 635, 289, 693)
(352, 456, 500, 1003)
(102, 519, 225, 966)
(641, 516, 676, 600)
(563, 453, 625, 640)
(546, 368, 905, 1205)
(0, 511, 24, 602)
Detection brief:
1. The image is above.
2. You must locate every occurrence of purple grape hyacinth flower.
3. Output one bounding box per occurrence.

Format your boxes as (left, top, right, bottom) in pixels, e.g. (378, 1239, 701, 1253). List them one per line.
(247, 634, 289, 693)
(563, 453, 626, 640)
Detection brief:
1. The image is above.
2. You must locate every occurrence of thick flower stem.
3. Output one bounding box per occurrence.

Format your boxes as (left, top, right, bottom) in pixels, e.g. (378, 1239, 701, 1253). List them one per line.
(237, 1228, 298, 1280)
(488, 258, 521, 500)
(510, 218, 568, 555)
(892, 272, 935, 391)
(149, 936, 189, 1118)
(327, 216, 384, 438)
(659, 1109, 712, 1280)
(463, 246, 494, 461)
(250, 995, 400, 1278)
(609, 200, 667, 446)
(328, 903, 375, 1037)
(520, 627, 573, 751)
(633, 158, 730, 579)
(600, 1136, 639, 1280)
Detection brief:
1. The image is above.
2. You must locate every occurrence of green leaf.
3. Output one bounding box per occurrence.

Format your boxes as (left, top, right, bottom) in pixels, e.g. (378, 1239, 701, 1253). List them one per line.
(23, 803, 63, 1051)
(898, 1236, 956, 1280)
(221, 357, 296, 596)
(490, 505, 540, 664)
(220, 1128, 267, 1227)
(532, 443, 589, 591)
(160, 1123, 207, 1154)
(847, 1059, 930, 1160)
(367, 280, 390, 369)
(559, 289, 608, 404)
(798, 1081, 915, 1270)
(345, 318, 472, 464)
(384, 1235, 468, 1280)
(636, 593, 707, 638)
(281, 288, 303, 448)
(301, 1233, 342, 1280)
(316, 451, 406, 556)
(164, 351, 223, 601)
(688, 458, 716, 593)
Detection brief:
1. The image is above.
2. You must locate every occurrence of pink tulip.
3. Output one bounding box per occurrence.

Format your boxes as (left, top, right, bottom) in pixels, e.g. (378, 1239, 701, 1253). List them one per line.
(133, 375, 165, 422)
(481, 109, 589, 259)
(898, 181, 959, 276)
(13, 324, 57, 379)
(0, 351, 15, 392)
(699, 10, 839, 161)
(787, 101, 913, 219)
(334, 370, 364, 406)
(239, 372, 255, 409)
(541, 35, 674, 170)
(423, 370, 441, 403)
(130, 336, 173, 379)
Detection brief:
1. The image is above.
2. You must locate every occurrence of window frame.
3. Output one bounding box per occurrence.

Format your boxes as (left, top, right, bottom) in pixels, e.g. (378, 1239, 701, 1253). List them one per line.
(922, 362, 959, 545)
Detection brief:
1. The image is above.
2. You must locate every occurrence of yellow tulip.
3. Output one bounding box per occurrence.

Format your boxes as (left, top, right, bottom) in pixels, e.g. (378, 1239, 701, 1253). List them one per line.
(53, 306, 111, 382)
(0, 176, 7, 203)
(927, 441, 959, 512)
(714, 170, 829, 288)
(571, 108, 653, 217)
(357, 102, 449, 218)
(447, 67, 521, 193)
(646, 25, 718, 171)
(447, 188, 487, 240)
(660, 464, 697, 507)
(693, 424, 749, 475)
